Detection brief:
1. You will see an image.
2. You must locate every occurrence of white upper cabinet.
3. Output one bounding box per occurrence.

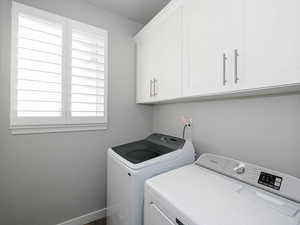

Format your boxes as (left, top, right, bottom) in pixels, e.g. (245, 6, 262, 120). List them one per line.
(152, 4, 183, 101)
(135, 1, 183, 103)
(239, 0, 300, 90)
(136, 33, 155, 103)
(182, 0, 243, 96)
(135, 0, 300, 104)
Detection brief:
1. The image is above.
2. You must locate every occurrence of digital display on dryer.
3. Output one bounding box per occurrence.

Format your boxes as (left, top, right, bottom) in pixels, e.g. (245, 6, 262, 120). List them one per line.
(258, 172, 282, 190)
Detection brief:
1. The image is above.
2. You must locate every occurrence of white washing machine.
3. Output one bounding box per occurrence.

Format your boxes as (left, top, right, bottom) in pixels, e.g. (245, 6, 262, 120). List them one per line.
(107, 133, 195, 225)
(145, 153, 300, 225)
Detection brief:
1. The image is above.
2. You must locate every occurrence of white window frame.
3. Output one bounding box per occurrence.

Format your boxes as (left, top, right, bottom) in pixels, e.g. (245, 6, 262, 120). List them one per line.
(10, 2, 109, 134)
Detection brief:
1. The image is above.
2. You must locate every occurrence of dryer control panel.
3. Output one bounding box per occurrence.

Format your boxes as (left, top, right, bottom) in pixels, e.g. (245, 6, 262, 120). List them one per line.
(196, 153, 300, 203)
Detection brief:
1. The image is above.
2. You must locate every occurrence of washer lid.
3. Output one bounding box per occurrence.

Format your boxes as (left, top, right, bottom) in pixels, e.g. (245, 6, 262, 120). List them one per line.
(111, 133, 185, 164)
(112, 140, 174, 164)
(146, 165, 300, 225)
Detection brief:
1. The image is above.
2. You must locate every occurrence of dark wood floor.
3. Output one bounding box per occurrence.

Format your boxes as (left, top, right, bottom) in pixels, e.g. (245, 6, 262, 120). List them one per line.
(85, 217, 106, 225)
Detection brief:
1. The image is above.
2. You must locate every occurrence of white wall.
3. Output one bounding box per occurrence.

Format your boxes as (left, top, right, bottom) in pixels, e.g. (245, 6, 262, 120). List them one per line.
(153, 93, 300, 178)
(0, 0, 152, 224)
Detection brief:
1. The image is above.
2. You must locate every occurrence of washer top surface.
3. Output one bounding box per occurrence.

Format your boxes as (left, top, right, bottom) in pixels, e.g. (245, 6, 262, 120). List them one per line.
(112, 133, 185, 164)
(146, 154, 300, 225)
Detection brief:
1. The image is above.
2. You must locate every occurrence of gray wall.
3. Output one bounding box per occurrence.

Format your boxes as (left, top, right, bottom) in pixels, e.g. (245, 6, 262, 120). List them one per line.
(153, 93, 300, 178)
(1, 0, 300, 224)
(0, 0, 152, 225)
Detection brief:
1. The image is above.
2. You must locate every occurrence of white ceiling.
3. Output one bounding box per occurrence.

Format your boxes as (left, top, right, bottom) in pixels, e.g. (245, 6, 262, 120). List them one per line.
(86, 0, 171, 24)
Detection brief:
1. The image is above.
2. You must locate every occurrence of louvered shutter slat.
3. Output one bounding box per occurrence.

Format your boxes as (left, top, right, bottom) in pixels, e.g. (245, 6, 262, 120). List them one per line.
(18, 48, 62, 64)
(17, 90, 61, 102)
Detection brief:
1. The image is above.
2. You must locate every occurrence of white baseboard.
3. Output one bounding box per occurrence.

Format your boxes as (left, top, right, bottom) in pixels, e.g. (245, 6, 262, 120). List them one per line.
(56, 208, 106, 225)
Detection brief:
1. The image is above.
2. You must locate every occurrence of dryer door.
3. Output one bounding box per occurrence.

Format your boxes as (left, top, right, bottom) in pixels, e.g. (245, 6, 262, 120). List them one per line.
(146, 202, 176, 225)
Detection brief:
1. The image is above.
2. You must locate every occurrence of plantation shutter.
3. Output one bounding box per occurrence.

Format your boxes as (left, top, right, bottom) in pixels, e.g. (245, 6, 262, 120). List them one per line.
(15, 14, 63, 117)
(71, 27, 106, 118)
(11, 2, 108, 133)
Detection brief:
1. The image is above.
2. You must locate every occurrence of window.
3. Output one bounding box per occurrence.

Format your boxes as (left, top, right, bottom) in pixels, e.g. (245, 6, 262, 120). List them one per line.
(11, 2, 108, 134)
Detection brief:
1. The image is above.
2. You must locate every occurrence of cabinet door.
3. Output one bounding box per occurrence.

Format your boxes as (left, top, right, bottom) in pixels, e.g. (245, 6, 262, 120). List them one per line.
(182, 0, 242, 96)
(151, 3, 183, 101)
(241, 0, 300, 89)
(136, 35, 155, 103)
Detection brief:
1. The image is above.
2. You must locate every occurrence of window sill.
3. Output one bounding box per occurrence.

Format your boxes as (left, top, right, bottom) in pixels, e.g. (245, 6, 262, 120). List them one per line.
(10, 123, 108, 135)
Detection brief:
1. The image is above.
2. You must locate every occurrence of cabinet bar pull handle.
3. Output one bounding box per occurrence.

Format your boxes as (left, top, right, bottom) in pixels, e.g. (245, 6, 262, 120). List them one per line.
(153, 78, 157, 96)
(234, 49, 239, 84)
(150, 80, 153, 97)
(223, 53, 227, 86)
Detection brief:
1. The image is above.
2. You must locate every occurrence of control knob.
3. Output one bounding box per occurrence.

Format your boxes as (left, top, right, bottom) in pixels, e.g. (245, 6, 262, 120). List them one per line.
(234, 163, 246, 175)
